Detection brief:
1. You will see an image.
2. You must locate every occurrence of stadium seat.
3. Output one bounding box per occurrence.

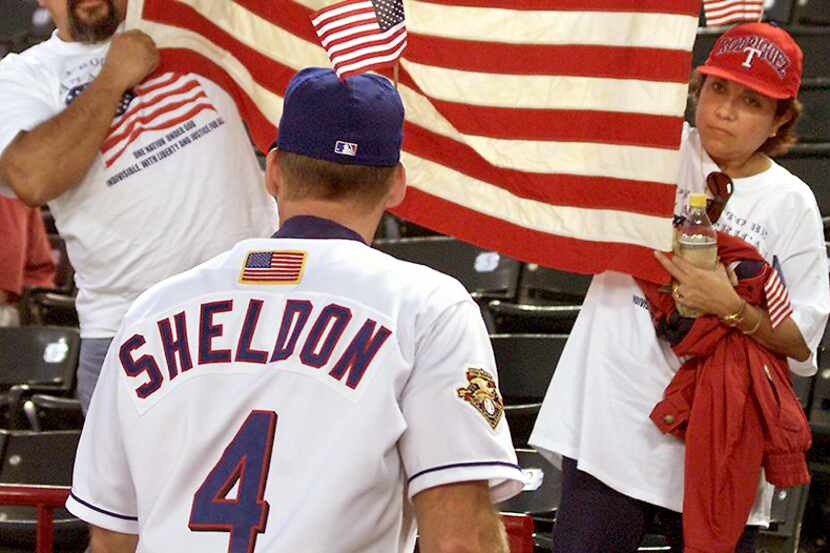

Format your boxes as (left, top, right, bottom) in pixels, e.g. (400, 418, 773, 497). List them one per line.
(797, 79, 830, 143)
(761, 484, 812, 553)
(811, 366, 830, 436)
(20, 235, 78, 327)
(491, 333, 567, 447)
(776, 144, 830, 214)
(497, 448, 561, 552)
(793, 0, 830, 26)
(491, 334, 566, 405)
(0, 0, 36, 44)
(763, 0, 796, 26)
(0, 327, 80, 428)
(22, 395, 84, 432)
(373, 236, 521, 301)
(0, 327, 79, 391)
(497, 448, 561, 516)
(488, 264, 591, 334)
(0, 430, 87, 551)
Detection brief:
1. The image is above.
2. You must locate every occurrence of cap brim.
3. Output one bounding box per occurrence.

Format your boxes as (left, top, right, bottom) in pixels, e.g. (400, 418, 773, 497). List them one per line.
(696, 65, 791, 100)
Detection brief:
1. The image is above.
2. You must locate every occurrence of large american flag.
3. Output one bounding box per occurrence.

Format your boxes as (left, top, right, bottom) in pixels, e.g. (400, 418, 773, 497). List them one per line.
(311, 0, 407, 79)
(126, 0, 702, 283)
(703, 0, 764, 27)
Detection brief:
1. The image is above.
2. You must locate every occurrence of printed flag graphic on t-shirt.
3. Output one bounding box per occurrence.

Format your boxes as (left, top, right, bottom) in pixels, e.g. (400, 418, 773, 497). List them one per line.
(101, 72, 216, 167)
(126, 0, 702, 284)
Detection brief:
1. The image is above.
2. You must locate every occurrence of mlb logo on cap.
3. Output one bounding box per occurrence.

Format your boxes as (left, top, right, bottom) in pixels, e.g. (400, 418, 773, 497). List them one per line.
(335, 140, 358, 157)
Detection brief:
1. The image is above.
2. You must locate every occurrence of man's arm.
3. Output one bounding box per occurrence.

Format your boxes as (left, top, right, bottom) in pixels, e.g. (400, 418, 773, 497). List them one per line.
(89, 526, 138, 553)
(414, 481, 509, 553)
(0, 30, 159, 207)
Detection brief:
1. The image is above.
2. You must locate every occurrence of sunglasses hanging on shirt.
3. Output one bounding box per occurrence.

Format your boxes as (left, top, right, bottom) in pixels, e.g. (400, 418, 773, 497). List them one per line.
(705, 172, 733, 224)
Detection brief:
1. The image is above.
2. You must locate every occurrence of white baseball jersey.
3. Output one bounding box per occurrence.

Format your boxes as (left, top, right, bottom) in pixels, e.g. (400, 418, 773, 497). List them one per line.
(67, 215, 523, 553)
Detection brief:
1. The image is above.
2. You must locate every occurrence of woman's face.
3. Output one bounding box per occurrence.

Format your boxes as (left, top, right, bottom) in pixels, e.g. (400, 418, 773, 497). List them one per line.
(695, 76, 788, 167)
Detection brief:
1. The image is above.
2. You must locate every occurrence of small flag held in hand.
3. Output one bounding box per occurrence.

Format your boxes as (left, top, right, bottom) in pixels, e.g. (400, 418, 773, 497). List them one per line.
(311, 0, 407, 79)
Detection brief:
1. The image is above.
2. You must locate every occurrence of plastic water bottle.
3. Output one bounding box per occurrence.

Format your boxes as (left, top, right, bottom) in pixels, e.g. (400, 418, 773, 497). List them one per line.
(674, 193, 718, 318)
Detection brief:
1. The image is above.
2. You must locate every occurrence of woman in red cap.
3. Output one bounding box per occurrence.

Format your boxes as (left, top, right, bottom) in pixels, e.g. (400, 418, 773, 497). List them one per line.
(530, 22, 830, 553)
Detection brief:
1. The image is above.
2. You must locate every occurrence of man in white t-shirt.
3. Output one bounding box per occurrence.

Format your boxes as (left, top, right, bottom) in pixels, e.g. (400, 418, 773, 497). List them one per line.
(66, 67, 523, 553)
(0, 0, 277, 411)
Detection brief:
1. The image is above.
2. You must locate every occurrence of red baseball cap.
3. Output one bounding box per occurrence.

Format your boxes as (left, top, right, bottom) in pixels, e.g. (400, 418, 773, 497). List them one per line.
(697, 22, 803, 99)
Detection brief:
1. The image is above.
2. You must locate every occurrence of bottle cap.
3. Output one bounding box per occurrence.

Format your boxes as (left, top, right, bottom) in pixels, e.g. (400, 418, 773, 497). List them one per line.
(689, 193, 707, 209)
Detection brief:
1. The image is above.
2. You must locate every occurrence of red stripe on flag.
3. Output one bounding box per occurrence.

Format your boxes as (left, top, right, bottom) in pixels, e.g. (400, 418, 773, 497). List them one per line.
(316, 17, 378, 46)
(406, 37, 692, 83)
(327, 27, 407, 61)
(415, 0, 701, 15)
(428, 101, 682, 149)
(393, 187, 669, 280)
(403, 123, 676, 217)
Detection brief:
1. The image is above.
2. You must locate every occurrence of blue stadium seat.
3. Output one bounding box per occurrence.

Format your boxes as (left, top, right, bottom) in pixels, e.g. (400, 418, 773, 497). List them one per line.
(777, 144, 830, 216)
(797, 79, 830, 143)
(0, 430, 87, 552)
(793, 0, 830, 26)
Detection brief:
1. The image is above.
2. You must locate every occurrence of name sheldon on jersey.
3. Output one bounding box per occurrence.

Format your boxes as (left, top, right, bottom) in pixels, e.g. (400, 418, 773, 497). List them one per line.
(118, 295, 393, 400)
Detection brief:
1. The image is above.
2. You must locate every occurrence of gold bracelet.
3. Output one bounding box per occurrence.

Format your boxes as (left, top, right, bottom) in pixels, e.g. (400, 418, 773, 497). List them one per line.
(741, 311, 762, 336)
(721, 299, 747, 327)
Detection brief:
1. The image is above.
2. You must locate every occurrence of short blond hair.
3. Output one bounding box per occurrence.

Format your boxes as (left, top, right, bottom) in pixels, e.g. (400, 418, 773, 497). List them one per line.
(277, 151, 397, 207)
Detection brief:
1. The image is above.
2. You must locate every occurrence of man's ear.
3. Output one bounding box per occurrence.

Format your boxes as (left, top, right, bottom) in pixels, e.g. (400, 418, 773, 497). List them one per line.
(265, 149, 282, 199)
(384, 162, 407, 209)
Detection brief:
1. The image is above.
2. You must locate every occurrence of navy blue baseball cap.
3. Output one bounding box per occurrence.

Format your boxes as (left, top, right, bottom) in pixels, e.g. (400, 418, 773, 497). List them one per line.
(272, 68, 404, 167)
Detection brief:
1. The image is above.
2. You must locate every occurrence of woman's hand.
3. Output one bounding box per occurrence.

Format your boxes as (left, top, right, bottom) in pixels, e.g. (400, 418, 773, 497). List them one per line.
(654, 251, 743, 318)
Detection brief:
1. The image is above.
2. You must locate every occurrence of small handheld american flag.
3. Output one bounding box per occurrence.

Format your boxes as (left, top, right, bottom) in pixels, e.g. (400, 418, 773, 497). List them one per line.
(240, 251, 306, 285)
(311, 0, 407, 79)
(765, 265, 792, 329)
(703, 0, 764, 27)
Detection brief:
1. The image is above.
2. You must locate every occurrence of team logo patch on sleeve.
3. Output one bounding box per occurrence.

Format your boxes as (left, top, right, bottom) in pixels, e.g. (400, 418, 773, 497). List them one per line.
(240, 250, 306, 284)
(456, 367, 504, 429)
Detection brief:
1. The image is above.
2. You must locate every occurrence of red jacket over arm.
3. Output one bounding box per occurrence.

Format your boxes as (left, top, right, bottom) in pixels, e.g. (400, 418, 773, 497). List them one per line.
(638, 232, 811, 553)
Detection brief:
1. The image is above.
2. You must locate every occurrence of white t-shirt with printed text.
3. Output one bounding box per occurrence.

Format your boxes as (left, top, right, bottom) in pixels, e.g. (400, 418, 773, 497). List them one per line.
(530, 125, 830, 525)
(0, 30, 277, 337)
(67, 220, 523, 552)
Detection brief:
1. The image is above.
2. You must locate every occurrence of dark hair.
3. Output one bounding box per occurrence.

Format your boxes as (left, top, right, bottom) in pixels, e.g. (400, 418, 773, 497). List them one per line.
(688, 71, 803, 157)
(276, 151, 397, 206)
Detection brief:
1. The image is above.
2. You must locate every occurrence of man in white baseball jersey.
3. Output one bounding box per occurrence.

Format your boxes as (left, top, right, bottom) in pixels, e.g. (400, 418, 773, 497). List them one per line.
(67, 67, 524, 553)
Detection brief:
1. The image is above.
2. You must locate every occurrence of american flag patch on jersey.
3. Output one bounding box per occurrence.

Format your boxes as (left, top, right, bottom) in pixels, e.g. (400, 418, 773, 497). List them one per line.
(765, 264, 792, 329)
(240, 251, 306, 284)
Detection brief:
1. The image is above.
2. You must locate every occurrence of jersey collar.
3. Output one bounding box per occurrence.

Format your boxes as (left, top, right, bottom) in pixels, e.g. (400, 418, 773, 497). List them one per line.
(272, 215, 367, 244)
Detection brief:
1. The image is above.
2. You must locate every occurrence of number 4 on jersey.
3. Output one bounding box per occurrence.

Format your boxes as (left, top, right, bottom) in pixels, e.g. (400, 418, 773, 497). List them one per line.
(189, 410, 278, 553)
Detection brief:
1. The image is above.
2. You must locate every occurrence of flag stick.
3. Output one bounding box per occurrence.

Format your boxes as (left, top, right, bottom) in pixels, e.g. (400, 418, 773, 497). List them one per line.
(393, 62, 399, 90)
